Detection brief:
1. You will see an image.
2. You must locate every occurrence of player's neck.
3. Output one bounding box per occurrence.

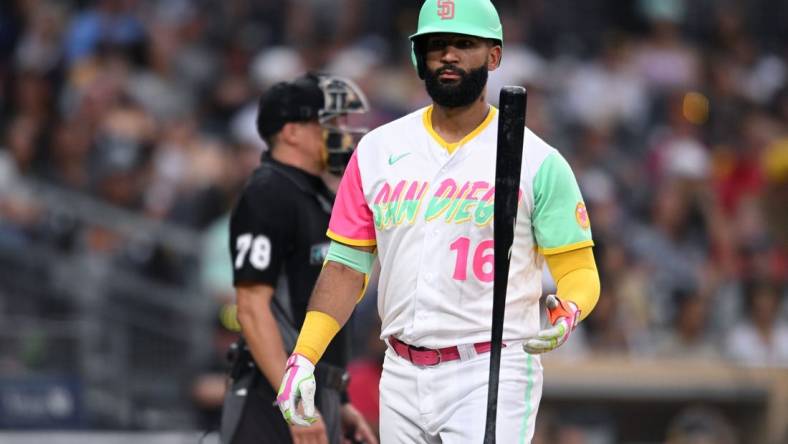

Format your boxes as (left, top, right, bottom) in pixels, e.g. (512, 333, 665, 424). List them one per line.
(270, 144, 322, 176)
(430, 96, 490, 144)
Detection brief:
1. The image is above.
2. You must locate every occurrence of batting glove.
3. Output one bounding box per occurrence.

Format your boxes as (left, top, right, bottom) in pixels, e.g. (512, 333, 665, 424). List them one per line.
(523, 294, 580, 354)
(277, 353, 318, 426)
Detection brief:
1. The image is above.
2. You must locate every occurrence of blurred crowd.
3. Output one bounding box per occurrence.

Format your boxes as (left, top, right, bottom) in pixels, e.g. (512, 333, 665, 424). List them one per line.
(1, 0, 787, 433)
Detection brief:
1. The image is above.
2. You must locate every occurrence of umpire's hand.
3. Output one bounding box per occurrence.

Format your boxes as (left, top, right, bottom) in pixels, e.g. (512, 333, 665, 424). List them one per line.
(341, 403, 378, 444)
(290, 415, 329, 444)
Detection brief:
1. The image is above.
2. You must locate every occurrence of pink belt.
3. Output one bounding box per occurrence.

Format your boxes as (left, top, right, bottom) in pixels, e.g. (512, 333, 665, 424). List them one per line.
(388, 336, 505, 366)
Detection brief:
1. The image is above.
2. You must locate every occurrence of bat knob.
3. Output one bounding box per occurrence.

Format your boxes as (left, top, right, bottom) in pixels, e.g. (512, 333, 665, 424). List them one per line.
(545, 294, 559, 310)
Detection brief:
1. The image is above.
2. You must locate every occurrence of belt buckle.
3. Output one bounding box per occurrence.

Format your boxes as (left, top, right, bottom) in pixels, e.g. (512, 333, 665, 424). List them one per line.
(400, 340, 442, 366)
(418, 346, 442, 366)
(432, 348, 442, 366)
(406, 346, 415, 363)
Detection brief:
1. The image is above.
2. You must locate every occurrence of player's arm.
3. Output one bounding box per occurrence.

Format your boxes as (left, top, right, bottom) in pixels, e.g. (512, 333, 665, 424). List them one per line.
(545, 246, 600, 322)
(293, 242, 375, 363)
(522, 247, 600, 354)
(236, 283, 333, 441)
(276, 242, 375, 426)
(294, 148, 376, 364)
(524, 150, 599, 354)
(278, 149, 378, 426)
(235, 283, 289, 389)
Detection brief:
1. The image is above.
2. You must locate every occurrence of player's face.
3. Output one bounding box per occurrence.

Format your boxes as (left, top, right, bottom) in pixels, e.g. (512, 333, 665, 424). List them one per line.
(422, 34, 500, 108)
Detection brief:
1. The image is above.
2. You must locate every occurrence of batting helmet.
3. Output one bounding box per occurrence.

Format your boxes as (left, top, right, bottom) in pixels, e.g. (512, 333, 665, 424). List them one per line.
(409, 0, 503, 78)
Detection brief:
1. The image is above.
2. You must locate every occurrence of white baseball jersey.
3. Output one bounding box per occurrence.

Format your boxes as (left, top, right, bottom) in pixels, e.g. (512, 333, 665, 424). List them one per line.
(328, 105, 593, 349)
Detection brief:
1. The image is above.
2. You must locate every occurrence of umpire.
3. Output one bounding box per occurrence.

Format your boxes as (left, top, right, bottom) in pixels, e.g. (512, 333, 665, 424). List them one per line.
(221, 73, 376, 444)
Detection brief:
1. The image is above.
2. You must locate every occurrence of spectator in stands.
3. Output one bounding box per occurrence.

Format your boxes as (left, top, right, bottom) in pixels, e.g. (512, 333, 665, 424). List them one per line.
(634, 1, 700, 91)
(665, 405, 737, 444)
(39, 119, 93, 191)
(627, 180, 710, 327)
(0, 115, 41, 247)
(563, 34, 647, 131)
(760, 137, 788, 249)
(63, 0, 146, 66)
(583, 241, 645, 355)
(8, 70, 54, 128)
(725, 281, 788, 366)
(13, 2, 66, 75)
(655, 288, 720, 360)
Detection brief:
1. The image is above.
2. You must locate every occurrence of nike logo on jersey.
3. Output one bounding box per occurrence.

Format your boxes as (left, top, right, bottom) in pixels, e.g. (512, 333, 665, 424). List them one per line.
(388, 152, 412, 165)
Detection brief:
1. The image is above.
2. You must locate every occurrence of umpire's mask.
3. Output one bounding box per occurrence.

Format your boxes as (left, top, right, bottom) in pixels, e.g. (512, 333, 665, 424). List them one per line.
(256, 73, 369, 175)
(316, 75, 369, 176)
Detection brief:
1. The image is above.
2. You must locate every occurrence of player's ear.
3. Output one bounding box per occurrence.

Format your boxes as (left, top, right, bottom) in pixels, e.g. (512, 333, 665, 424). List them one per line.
(487, 44, 502, 72)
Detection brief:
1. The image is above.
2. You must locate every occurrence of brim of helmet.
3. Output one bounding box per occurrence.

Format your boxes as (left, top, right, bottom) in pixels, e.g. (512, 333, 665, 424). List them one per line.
(409, 25, 502, 43)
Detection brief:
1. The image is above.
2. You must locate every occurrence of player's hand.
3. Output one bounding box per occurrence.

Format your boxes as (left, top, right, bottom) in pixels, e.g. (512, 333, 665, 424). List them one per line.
(277, 353, 318, 426)
(290, 414, 329, 444)
(340, 403, 378, 444)
(523, 294, 580, 354)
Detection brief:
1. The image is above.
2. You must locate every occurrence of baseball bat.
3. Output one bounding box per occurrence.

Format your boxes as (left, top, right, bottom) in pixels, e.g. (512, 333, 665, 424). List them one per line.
(483, 86, 527, 444)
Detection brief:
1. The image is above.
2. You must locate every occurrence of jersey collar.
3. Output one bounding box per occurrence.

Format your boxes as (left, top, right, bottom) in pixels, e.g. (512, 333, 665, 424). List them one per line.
(422, 105, 497, 155)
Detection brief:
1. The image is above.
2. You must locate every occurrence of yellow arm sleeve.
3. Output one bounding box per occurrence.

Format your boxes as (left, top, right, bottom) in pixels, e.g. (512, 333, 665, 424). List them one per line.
(295, 250, 373, 365)
(293, 310, 340, 365)
(544, 246, 600, 322)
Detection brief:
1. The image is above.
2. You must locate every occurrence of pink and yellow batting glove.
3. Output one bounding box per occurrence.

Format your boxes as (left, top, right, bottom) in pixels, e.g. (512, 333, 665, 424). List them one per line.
(276, 353, 318, 426)
(523, 294, 581, 354)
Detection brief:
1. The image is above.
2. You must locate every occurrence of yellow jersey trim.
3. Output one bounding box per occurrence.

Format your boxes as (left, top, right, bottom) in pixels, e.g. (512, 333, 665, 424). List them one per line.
(538, 239, 595, 256)
(422, 105, 497, 154)
(326, 229, 377, 247)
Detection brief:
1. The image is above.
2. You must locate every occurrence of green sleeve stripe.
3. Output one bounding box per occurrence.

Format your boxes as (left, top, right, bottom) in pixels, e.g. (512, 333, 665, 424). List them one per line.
(325, 241, 376, 275)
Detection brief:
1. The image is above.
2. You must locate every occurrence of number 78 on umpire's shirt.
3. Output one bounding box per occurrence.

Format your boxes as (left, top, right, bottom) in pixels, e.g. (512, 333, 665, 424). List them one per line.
(327, 105, 593, 348)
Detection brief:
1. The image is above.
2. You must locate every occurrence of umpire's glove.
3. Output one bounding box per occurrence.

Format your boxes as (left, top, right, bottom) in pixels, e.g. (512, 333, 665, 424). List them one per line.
(277, 353, 318, 426)
(523, 294, 580, 354)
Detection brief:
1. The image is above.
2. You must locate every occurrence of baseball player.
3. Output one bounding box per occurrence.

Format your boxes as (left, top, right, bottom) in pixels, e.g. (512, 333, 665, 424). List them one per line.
(222, 73, 377, 444)
(277, 1, 601, 443)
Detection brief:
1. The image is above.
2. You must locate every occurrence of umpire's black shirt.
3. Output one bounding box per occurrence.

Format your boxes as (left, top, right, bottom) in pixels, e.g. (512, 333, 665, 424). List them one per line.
(229, 154, 349, 372)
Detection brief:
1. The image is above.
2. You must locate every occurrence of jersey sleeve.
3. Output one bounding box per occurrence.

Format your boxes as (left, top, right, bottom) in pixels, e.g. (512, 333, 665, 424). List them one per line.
(229, 183, 294, 286)
(532, 151, 594, 255)
(327, 150, 377, 246)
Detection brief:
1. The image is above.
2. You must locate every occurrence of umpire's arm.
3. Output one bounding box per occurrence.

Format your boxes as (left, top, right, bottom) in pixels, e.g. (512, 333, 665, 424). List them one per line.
(235, 283, 289, 389)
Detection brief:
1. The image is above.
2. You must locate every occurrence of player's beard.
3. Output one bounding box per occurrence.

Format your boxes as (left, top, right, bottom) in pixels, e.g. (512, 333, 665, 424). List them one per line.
(424, 61, 488, 108)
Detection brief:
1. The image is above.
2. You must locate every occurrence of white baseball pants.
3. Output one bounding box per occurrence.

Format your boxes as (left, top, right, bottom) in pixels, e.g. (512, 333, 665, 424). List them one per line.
(379, 341, 543, 443)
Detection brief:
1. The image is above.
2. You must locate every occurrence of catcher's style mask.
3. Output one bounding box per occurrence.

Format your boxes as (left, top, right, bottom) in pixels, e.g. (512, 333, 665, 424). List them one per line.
(256, 73, 369, 175)
(316, 75, 369, 175)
